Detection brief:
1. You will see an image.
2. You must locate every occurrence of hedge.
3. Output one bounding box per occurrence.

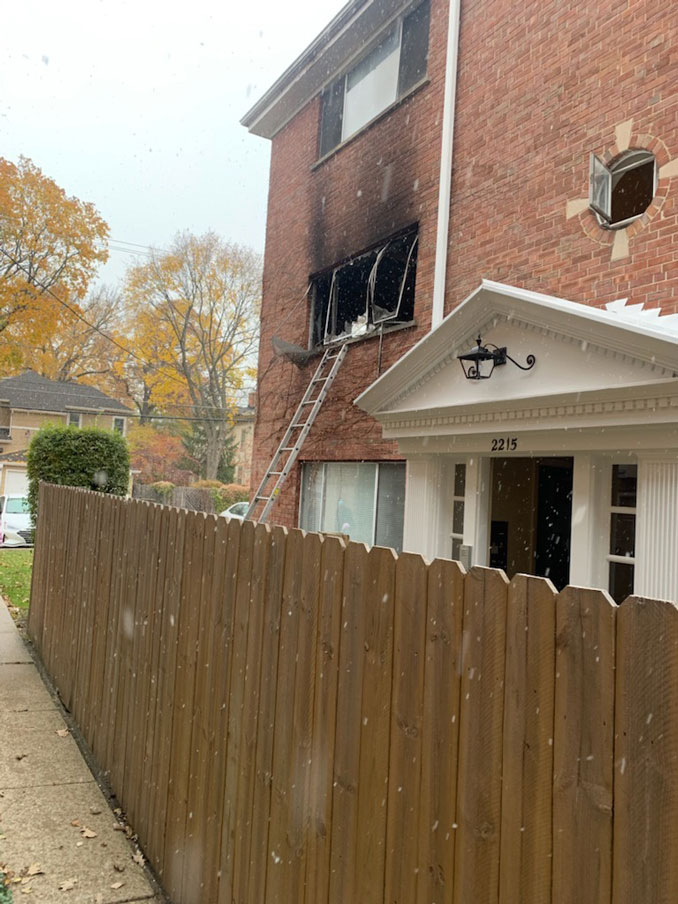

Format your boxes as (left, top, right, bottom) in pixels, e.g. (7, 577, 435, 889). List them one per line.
(27, 424, 130, 520)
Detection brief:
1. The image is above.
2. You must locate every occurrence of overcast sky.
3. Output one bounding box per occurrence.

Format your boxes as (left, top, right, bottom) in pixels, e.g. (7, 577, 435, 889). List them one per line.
(0, 0, 347, 286)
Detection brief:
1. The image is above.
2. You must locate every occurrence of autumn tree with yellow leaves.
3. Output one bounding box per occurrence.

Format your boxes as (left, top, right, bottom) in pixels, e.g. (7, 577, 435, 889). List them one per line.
(0, 156, 109, 374)
(122, 232, 261, 479)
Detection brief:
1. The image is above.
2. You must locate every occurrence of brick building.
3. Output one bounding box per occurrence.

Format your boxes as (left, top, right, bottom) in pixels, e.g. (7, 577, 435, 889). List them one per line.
(242, 0, 678, 601)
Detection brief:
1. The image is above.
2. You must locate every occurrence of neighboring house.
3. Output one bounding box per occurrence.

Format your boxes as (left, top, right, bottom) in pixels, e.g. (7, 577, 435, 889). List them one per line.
(231, 394, 256, 487)
(242, 0, 678, 602)
(0, 371, 131, 495)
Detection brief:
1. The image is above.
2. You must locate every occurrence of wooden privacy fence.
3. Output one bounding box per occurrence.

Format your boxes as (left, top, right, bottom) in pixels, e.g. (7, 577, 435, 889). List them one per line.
(28, 484, 678, 904)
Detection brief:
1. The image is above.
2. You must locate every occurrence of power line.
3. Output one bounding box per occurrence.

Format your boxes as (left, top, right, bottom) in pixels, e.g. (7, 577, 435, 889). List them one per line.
(0, 245, 254, 414)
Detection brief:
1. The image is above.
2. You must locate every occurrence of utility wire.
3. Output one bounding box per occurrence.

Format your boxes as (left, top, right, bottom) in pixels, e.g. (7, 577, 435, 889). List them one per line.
(0, 245, 252, 414)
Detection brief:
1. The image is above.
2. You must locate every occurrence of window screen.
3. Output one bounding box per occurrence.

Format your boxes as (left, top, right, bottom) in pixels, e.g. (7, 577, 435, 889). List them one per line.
(398, 1, 431, 96)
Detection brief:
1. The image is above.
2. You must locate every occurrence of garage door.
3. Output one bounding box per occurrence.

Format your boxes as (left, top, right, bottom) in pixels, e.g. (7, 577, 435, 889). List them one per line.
(4, 468, 29, 495)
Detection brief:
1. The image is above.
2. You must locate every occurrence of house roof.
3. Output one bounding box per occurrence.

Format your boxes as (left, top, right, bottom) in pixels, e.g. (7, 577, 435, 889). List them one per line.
(0, 371, 131, 416)
(0, 449, 28, 463)
(355, 280, 678, 417)
(241, 0, 414, 139)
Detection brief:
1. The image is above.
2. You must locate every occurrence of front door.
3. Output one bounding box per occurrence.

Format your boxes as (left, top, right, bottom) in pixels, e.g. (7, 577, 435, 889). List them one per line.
(489, 457, 573, 590)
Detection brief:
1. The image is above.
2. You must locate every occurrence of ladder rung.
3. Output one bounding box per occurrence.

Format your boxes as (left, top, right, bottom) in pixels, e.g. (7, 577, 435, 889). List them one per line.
(255, 495, 272, 502)
(280, 446, 295, 451)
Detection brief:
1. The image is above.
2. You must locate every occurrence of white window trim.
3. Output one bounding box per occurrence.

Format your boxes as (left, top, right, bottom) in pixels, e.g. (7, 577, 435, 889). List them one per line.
(340, 20, 402, 143)
(68, 412, 82, 428)
(450, 461, 465, 560)
(589, 150, 657, 230)
(605, 463, 638, 599)
(318, 1, 430, 159)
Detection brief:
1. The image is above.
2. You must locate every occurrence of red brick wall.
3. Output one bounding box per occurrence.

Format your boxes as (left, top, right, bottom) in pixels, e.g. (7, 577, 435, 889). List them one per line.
(446, 0, 678, 313)
(253, 0, 450, 527)
(253, 0, 678, 528)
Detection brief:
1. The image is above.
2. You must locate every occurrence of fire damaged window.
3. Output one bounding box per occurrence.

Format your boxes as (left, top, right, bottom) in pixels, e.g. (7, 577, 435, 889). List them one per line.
(319, 0, 430, 158)
(589, 149, 657, 229)
(310, 228, 418, 346)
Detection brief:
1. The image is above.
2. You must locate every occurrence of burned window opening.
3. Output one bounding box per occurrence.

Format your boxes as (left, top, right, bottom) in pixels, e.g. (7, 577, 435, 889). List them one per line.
(311, 229, 418, 347)
(589, 149, 657, 229)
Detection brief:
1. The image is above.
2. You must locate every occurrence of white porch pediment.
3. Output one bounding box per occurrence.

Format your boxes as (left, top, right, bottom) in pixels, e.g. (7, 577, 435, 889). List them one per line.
(355, 281, 678, 436)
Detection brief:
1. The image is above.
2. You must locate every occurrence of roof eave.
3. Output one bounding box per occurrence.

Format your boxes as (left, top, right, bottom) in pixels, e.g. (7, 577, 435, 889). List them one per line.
(355, 280, 678, 415)
(241, 0, 414, 139)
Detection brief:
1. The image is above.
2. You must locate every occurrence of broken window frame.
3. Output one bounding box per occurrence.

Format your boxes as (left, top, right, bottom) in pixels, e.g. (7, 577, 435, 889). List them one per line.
(312, 227, 418, 348)
(318, 0, 430, 158)
(589, 149, 657, 229)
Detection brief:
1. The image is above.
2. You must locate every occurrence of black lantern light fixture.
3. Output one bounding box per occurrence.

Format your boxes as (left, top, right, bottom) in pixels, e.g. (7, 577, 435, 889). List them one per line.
(457, 335, 536, 381)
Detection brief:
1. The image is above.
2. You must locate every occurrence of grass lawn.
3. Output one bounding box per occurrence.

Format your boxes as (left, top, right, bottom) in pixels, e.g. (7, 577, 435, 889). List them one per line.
(0, 547, 33, 610)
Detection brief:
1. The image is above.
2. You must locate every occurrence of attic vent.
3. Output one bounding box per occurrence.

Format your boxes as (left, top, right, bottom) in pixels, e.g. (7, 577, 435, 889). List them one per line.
(589, 149, 657, 229)
(310, 228, 418, 347)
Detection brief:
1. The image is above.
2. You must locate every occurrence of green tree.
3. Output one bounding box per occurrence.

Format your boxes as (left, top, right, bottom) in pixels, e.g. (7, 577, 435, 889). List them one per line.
(179, 421, 237, 482)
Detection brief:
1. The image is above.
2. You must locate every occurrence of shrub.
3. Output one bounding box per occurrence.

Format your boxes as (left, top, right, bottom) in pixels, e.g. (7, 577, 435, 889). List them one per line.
(27, 424, 130, 520)
(150, 480, 174, 502)
(192, 479, 249, 512)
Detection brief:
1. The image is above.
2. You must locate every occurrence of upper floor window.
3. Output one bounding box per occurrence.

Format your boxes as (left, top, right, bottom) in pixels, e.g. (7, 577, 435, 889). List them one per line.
(68, 412, 81, 428)
(319, 0, 430, 158)
(589, 149, 657, 229)
(310, 226, 418, 346)
(113, 417, 125, 435)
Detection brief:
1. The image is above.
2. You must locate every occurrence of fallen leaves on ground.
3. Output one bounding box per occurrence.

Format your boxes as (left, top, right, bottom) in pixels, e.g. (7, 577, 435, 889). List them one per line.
(80, 827, 97, 839)
(58, 878, 77, 891)
(110, 881, 124, 890)
(55, 728, 70, 738)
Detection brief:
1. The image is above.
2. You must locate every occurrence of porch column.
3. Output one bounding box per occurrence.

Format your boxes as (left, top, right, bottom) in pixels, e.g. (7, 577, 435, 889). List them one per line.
(635, 458, 678, 601)
(569, 454, 607, 589)
(403, 457, 445, 560)
(463, 455, 491, 567)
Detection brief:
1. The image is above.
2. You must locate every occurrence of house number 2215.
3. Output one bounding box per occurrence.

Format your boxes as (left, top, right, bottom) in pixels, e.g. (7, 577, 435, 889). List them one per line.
(491, 436, 518, 452)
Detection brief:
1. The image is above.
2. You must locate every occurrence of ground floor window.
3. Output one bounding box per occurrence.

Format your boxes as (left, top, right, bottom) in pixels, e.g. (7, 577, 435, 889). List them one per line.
(300, 461, 406, 551)
(607, 463, 637, 603)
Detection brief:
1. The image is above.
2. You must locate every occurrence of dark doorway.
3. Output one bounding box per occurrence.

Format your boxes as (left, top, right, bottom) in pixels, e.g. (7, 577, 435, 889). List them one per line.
(490, 457, 573, 590)
(535, 461, 573, 591)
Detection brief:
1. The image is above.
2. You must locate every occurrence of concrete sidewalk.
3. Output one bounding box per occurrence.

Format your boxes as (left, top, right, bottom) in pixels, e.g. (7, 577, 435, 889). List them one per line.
(0, 601, 164, 903)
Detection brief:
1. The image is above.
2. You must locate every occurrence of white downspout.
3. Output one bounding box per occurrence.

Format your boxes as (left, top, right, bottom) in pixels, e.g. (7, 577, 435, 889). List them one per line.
(431, 0, 462, 330)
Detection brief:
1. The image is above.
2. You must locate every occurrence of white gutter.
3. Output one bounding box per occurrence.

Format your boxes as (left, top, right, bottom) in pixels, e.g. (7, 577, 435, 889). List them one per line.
(431, 0, 462, 329)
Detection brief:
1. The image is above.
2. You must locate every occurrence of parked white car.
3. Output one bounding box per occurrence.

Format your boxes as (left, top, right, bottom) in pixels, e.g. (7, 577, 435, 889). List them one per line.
(219, 501, 249, 522)
(0, 495, 33, 547)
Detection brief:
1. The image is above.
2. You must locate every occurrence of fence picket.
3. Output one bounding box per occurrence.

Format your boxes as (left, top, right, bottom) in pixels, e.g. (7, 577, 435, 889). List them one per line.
(416, 558, 465, 904)
(304, 534, 346, 904)
(499, 574, 556, 904)
(385, 552, 428, 904)
(613, 596, 678, 904)
(202, 517, 243, 904)
(327, 542, 370, 903)
(552, 587, 616, 904)
(247, 525, 287, 904)
(453, 566, 509, 904)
